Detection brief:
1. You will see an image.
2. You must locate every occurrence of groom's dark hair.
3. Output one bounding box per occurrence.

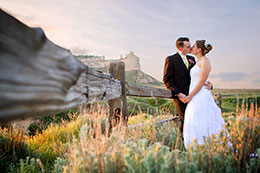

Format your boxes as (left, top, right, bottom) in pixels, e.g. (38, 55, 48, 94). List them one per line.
(176, 37, 190, 49)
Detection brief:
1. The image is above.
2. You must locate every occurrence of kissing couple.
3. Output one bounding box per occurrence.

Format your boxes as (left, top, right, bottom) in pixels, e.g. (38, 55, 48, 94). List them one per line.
(163, 37, 227, 149)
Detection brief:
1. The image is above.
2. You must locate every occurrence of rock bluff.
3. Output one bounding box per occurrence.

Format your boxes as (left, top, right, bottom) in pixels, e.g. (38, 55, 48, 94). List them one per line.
(76, 51, 141, 71)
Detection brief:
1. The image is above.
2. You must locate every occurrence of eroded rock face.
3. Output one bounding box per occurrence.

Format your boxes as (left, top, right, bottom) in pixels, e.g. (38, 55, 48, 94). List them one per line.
(76, 52, 163, 85)
(120, 51, 140, 71)
(76, 51, 141, 71)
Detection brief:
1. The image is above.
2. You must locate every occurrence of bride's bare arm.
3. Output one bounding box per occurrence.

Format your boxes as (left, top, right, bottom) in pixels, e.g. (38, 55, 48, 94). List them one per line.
(184, 58, 211, 103)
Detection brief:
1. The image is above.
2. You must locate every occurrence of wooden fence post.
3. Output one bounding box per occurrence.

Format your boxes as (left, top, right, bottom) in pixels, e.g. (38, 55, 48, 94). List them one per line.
(108, 62, 128, 129)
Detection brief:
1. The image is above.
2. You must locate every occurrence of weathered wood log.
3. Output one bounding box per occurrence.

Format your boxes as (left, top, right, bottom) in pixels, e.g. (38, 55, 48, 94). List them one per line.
(126, 83, 172, 98)
(108, 62, 128, 128)
(0, 9, 121, 122)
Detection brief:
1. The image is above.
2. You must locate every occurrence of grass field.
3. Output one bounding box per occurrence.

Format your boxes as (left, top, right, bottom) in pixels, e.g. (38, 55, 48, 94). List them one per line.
(0, 90, 259, 172)
(212, 88, 260, 95)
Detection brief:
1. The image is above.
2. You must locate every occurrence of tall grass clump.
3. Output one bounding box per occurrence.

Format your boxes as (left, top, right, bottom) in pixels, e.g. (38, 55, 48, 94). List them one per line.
(63, 108, 183, 172)
(127, 114, 184, 150)
(25, 112, 87, 170)
(0, 127, 30, 172)
(24, 105, 109, 171)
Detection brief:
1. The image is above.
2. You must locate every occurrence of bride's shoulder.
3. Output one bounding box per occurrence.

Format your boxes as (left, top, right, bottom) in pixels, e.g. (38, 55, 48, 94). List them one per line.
(197, 57, 211, 67)
(202, 56, 211, 64)
(200, 57, 211, 69)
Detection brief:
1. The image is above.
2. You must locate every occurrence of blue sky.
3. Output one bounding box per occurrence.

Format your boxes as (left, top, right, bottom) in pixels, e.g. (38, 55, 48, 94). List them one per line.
(1, 0, 260, 88)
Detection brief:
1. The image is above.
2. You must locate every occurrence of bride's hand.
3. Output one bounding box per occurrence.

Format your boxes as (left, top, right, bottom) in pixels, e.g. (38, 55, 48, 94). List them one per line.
(184, 95, 192, 103)
(177, 93, 186, 103)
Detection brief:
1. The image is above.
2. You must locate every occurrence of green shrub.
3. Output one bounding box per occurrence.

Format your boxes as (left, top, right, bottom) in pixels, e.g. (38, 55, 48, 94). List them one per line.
(17, 157, 42, 173)
(52, 157, 67, 173)
(122, 139, 174, 172)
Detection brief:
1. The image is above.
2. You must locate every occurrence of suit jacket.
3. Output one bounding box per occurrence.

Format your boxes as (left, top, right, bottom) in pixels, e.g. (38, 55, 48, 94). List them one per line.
(163, 53, 196, 98)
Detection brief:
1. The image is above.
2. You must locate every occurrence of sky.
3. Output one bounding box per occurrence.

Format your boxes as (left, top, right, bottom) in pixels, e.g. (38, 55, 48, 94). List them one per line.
(1, 0, 260, 89)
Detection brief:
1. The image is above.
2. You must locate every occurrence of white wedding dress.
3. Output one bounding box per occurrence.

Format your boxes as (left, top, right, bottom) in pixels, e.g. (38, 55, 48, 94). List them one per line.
(183, 65, 226, 149)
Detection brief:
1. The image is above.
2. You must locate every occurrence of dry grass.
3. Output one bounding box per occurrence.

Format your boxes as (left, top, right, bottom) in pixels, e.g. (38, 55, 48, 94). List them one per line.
(1, 103, 259, 172)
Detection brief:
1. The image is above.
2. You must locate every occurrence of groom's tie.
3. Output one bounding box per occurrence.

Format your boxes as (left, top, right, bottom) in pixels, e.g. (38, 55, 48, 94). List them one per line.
(183, 56, 189, 69)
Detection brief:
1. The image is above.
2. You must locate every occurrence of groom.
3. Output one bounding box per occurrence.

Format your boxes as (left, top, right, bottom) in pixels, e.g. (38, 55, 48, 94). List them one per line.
(163, 37, 195, 137)
(163, 37, 212, 137)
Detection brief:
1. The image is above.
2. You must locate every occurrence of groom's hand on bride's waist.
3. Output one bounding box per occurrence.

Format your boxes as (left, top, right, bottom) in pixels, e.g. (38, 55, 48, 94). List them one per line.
(204, 81, 213, 90)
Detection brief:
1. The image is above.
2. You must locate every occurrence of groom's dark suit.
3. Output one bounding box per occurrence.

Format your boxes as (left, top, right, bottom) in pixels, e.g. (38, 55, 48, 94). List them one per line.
(163, 53, 196, 134)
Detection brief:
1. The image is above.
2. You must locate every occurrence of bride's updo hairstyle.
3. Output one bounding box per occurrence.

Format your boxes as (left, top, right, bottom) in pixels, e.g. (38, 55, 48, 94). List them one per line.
(196, 40, 213, 55)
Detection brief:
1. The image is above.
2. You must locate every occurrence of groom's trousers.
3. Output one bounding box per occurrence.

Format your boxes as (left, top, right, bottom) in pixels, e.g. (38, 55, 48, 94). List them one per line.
(173, 98, 187, 136)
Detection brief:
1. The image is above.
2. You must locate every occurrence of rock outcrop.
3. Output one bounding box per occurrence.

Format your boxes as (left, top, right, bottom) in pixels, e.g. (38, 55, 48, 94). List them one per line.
(76, 51, 140, 71)
(76, 51, 162, 85)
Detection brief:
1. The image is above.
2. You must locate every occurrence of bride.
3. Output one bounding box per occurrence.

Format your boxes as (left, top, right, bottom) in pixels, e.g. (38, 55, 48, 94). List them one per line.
(183, 40, 226, 149)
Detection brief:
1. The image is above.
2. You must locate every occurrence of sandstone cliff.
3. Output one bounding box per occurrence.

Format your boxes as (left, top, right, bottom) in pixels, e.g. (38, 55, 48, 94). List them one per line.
(76, 51, 140, 71)
(76, 52, 162, 86)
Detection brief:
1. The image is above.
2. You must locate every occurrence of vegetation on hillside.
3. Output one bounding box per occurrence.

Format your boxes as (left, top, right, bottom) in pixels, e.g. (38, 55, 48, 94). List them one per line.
(125, 70, 163, 86)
